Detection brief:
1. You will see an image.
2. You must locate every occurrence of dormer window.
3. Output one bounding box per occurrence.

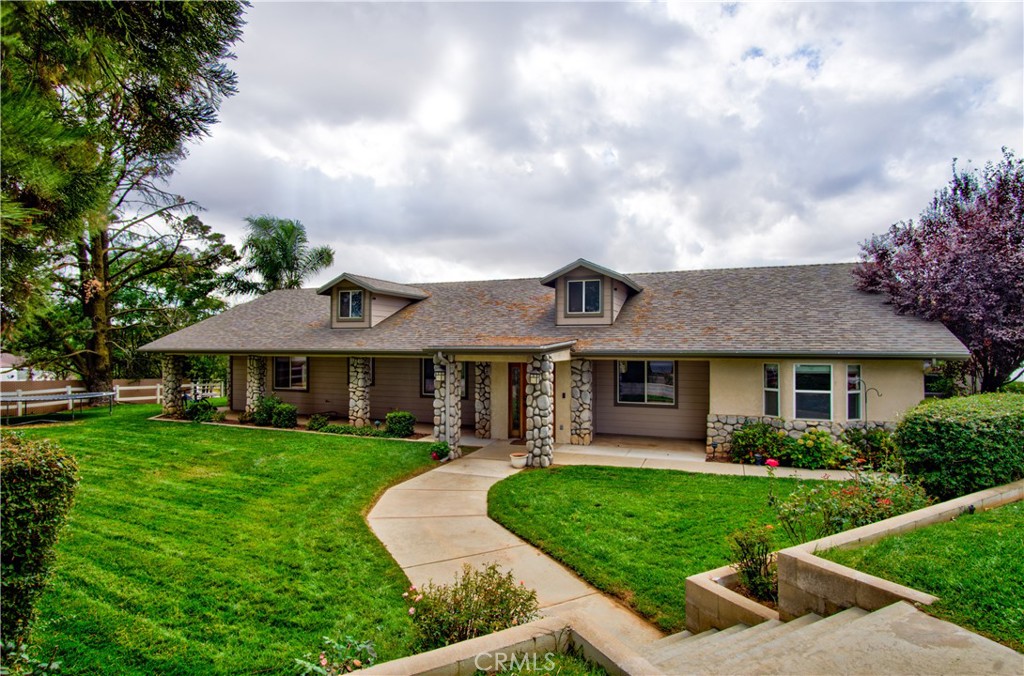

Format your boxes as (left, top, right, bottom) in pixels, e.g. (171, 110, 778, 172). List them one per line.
(567, 279, 602, 314)
(338, 290, 364, 319)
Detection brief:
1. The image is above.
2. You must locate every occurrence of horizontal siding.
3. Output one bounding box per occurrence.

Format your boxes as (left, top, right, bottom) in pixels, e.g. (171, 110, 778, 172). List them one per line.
(265, 356, 349, 416)
(369, 358, 476, 427)
(593, 360, 709, 439)
(231, 356, 246, 411)
(370, 295, 412, 327)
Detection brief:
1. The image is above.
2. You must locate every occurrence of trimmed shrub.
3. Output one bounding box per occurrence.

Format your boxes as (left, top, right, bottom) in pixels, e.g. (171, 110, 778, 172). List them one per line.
(320, 424, 391, 438)
(306, 413, 330, 432)
(405, 563, 539, 651)
(252, 395, 282, 427)
(1, 433, 79, 645)
(272, 402, 298, 429)
(728, 524, 777, 603)
(730, 422, 793, 464)
(427, 441, 450, 461)
(385, 411, 416, 438)
(184, 397, 217, 423)
(895, 393, 1024, 500)
(787, 429, 851, 470)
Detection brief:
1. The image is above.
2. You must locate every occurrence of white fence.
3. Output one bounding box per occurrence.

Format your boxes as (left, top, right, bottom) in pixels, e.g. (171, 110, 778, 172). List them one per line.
(1, 382, 224, 416)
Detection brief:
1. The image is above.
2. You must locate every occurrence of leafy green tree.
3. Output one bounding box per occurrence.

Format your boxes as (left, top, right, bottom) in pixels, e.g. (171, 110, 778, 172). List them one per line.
(1, 1, 247, 391)
(226, 215, 335, 295)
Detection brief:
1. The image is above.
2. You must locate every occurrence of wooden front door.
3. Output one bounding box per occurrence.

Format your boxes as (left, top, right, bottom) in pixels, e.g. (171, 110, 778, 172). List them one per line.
(508, 363, 527, 439)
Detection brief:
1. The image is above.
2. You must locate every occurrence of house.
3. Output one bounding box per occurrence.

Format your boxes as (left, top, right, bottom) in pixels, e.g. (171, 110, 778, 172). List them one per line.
(140, 259, 969, 465)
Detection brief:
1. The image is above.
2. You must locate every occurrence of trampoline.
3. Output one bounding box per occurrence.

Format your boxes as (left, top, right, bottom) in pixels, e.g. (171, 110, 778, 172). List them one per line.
(0, 390, 115, 423)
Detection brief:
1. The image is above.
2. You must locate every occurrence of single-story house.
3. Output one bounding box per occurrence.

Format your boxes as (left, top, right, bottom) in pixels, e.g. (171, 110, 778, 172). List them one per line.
(140, 259, 969, 466)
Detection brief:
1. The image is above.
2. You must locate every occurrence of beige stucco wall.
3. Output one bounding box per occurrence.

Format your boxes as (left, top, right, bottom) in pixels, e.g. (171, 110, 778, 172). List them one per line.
(709, 357, 926, 423)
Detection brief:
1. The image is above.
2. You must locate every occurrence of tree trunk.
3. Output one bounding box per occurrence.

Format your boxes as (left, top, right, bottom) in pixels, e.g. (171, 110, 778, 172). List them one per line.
(81, 223, 114, 393)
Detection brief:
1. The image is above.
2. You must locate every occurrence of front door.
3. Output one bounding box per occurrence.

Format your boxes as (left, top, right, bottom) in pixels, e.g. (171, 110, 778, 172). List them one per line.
(508, 363, 527, 439)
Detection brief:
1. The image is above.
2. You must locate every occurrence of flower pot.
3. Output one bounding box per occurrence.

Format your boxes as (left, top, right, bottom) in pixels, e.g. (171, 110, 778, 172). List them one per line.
(510, 452, 528, 469)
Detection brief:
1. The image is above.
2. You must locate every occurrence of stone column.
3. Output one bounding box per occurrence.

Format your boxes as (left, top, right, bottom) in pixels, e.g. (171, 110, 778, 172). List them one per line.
(569, 358, 593, 445)
(160, 354, 186, 418)
(474, 362, 491, 439)
(432, 353, 462, 459)
(348, 357, 371, 427)
(526, 354, 555, 467)
(245, 355, 266, 412)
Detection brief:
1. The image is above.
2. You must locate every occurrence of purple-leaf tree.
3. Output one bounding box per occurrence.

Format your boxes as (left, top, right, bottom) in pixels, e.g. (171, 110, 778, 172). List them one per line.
(854, 148, 1024, 393)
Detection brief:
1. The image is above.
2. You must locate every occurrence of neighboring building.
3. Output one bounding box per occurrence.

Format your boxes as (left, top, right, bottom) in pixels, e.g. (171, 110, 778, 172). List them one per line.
(0, 352, 28, 382)
(140, 259, 969, 465)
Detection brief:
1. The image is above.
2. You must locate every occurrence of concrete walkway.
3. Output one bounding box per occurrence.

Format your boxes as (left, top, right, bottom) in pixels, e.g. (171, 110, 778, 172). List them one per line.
(367, 438, 849, 651)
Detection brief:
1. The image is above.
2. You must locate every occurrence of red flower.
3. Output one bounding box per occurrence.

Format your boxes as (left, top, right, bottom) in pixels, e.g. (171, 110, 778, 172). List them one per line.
(765, 458, 780, 468)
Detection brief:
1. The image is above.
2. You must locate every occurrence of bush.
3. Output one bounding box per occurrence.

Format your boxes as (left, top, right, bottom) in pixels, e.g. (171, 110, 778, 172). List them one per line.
(272, 402, 298, 429)
(895, 394, 1024, 500)
(1, 433, 79, 645)
(295, 635, 376, 675)
(841, 427, 898, 470)
(728, 524, 777, 603)
(385, 411, 416, 438)
(252, 395, 282, 427)
(306, 413, 330, 432)
(427, 441, 450, 461)
(320, 424, 391, 438)
(184, 397, 217, 423)
(730, 422, 793, 464)
(787, 429, 851, 470)
(775, 472, 931, 545)
(406, 563, 539, 650)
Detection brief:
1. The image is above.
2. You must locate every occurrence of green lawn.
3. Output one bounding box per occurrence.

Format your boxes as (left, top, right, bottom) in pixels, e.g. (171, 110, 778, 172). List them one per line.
(488, 465, 814, 632)
(14, 404, 434, 674)
(821, 502, 1024, 652)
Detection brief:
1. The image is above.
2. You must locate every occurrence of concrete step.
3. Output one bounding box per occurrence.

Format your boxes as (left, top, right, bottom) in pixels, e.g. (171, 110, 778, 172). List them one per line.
(709, 606, 870, 674)
(675, 615, 823, 676)
(649, 623, 749, 666)
(646, 629, 693, 652)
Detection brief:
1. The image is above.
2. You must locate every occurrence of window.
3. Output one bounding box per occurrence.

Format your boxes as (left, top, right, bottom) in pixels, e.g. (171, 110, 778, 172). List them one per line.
(421, 359, 468, 399)
(764, 363, 780, 416)
(338, 290, 364, 319)
(794, 364, 831, 420)
(616, 360, 675, 405)
(847, 365, 862, 420)
(274, 357, 308, 390)
(567, 279, 602, 314)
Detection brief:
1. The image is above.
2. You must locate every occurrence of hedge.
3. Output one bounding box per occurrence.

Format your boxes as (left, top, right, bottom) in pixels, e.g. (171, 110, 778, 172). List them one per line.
(895, 393, 1024, 500)
(385, 411, 416, 438)
(1, 433, 79, 645)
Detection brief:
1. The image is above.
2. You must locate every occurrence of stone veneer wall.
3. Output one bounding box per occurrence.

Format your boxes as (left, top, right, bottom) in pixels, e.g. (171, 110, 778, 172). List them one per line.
(474, 362, 491, 439)
(348, 357, 371, 427)
(432, 353, 462, 459)
(569, 359, 593, 445)
(245, 355, 266, 412)
(705, 414, 898, 461)
(160, 354, 185, 418)
(526, 355, 555, 467)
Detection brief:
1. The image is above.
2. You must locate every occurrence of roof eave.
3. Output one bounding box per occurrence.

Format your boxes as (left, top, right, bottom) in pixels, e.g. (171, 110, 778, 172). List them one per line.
(539, 258, 643, 293)
(315, 273, 428, 299)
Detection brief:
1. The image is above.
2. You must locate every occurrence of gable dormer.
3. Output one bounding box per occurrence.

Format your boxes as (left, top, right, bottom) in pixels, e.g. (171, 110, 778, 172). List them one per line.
(540, 258, 642, 326)
(316, 273, 428, 329)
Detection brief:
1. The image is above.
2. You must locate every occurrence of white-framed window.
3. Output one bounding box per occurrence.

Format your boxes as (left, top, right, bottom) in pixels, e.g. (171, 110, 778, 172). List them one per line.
(338, 289, 364, 319)
(273, 356, 308, 391)
(567, 279, 602, 314)
(616, 360, 675, 405)
(847, 365, 863, 420)
(794, 364, 832, 420)
(763, 363, 780, 416)
(420, 359, 468, 399)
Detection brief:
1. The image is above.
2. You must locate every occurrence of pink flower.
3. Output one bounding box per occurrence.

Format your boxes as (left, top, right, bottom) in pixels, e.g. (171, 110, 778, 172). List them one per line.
(409, 607, 416, 615)
(414, 594, 423, 602)
(320, 653, 328, 667)
(765, 458, 779, 468)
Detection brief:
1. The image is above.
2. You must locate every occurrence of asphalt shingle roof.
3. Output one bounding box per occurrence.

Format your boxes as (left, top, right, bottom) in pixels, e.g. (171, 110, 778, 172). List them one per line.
(140, 263, 969, 358)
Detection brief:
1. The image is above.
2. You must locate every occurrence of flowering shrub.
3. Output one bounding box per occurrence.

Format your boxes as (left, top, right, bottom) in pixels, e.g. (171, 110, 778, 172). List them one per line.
(405, 563, 539, 650)
(775, 471, 930, 545)
(729, 422, 794, 464)
(427, 441, 450, 461)
(294, 636, 376, 675)
(841, 428, 898, 470)
(728, 524, 777, 603)
(787, 429, 851, 469)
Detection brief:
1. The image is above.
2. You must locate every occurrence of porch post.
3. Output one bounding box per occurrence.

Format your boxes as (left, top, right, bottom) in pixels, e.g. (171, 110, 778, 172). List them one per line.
(474, 362, 491, 439)
(432, 352, 462, 459)
(570, 358, 593, 445)
(245, 355, 266, 412)
(348, 357, 371, 427)
(160, 354, 186, 418)
(526, 354, 555, 467)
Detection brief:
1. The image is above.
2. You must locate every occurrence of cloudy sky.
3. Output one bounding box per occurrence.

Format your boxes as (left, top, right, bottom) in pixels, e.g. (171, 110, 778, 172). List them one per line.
(167, 1, 1023, 286)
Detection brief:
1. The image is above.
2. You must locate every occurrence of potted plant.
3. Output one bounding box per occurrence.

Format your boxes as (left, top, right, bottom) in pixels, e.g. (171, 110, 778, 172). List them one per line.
(509, 452, 528, 468)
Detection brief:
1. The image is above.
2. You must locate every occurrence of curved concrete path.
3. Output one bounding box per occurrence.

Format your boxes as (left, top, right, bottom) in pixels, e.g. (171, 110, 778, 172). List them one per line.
(367, 439, 848, 651)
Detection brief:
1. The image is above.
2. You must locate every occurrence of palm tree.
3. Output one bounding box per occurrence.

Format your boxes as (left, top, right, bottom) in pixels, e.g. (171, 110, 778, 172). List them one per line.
(226, 215, 334, 295)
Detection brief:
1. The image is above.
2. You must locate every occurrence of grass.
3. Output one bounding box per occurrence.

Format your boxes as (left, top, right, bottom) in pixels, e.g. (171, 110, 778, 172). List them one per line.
(11, 403, 435, 674)
(821, 502, 1024, 652)
(488, 465, 815, 632)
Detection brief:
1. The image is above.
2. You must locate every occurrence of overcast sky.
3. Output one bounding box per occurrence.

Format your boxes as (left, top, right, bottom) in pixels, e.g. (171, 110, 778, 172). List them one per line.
(166, 1, 1023, 287)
